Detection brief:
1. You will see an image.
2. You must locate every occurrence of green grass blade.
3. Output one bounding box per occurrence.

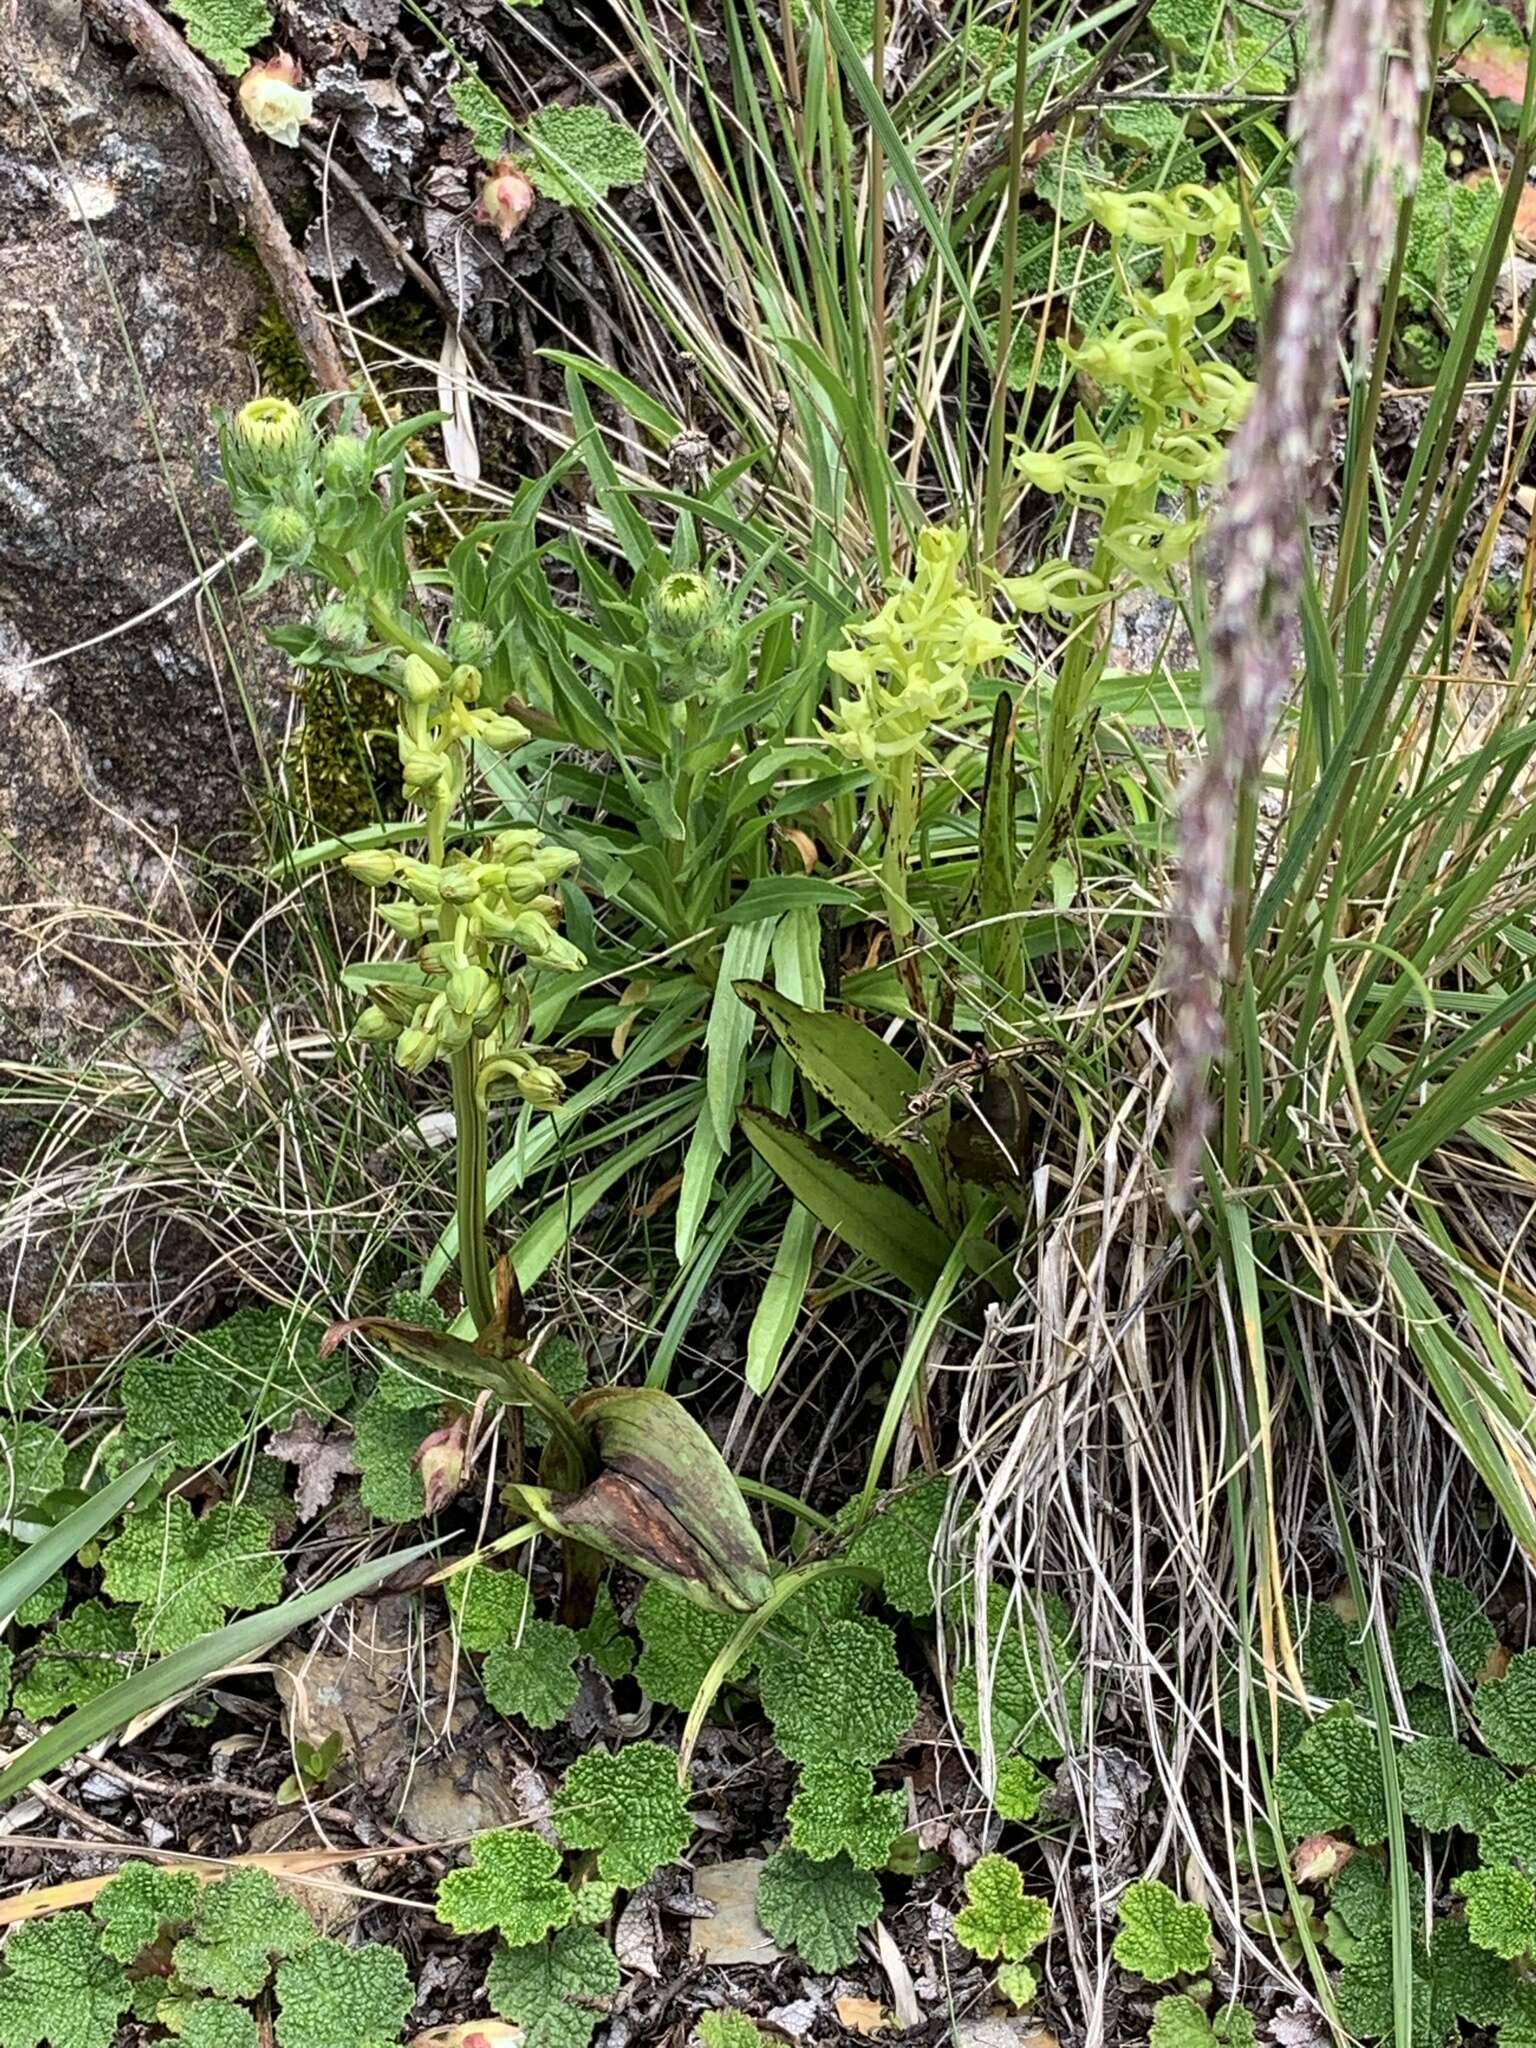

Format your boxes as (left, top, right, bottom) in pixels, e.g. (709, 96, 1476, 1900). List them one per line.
(0, 1452, 165, 1630)
(0, 1538, 440, 1803)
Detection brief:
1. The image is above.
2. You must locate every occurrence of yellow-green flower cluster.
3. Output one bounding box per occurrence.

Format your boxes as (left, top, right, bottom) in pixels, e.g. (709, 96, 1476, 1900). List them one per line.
(346, 830, 585, 1099)
(1007, 185, 1256, 615)
(390, 653, 528, 820)
(824, 528, 1015, 770)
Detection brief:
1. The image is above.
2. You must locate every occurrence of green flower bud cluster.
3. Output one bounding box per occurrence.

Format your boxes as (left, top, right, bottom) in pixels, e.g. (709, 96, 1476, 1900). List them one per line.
(383, 654, 532, 848)
(344, 830, 585, 1094)
(644, 570, 737, 705)
(220, 395, 386, 586)
(824, 527, 1015, 771)
(1006, 183, 1257, 616)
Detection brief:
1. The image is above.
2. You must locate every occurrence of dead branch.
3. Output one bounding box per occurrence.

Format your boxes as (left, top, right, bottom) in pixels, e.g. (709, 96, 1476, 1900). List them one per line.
(81, 0, 353, 396)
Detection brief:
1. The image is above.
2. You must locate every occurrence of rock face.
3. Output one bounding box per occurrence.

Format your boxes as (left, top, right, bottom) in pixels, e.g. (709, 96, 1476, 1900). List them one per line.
(0, 0, 277, 1061)
(1, 4, 284, 1351)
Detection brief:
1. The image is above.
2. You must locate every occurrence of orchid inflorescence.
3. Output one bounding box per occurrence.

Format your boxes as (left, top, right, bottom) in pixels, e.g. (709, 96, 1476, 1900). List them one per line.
(1007, 182, 1257, 617)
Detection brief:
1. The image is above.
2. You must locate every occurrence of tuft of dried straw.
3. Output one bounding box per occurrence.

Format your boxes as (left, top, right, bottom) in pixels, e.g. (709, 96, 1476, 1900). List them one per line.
(1165, 0, 1424, 1205)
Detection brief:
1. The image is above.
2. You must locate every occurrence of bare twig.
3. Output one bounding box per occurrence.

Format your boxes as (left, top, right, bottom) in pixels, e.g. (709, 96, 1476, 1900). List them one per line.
(81, 0, 352, 395)
(298, 139, 499, 384)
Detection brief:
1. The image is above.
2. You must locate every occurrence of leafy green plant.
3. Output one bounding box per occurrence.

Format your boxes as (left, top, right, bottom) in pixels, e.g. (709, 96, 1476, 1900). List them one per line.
(485, 1927, 618, 2048)
(757, 1617, 917, 1767)
(482, 1619, 582, 1729)
(94, 1863, 200, 1961)
(273, 1940, 413, 2048)
(549, 1743, 692, 1887)
(1111, 1880, 1214, 1984)
(755, 1849, 881, 1972)
(14, 1600, 135, 1721)
(1401, 141, 1506, 367)
(435, 1830, 574, 1944)
(952, 1855, 1051, 1962)
(172, 1871, 316, 2000)
(695, 2015, 763, 2048)
(100, 1498, 283, 1652)
(0, 1914, 130, 2048)
(167, 0, 271, 74)
(786, 1762, 907, 1869)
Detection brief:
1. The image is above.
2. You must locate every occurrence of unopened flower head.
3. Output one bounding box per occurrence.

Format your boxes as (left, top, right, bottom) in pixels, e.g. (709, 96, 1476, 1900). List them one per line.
(253, 502, 314, 566)
(313, 602, 370, 655)
(651, 571, 718, 642)
(238, 52, 313, 149)
(476, 160, 535, 244)
(233, 396, 312, 479)
(447, 618, 496, 668)
(321, 430, 374, 495)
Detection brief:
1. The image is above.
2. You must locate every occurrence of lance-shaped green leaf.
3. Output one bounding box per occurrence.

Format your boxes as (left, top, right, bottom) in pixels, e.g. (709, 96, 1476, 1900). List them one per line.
(736, 983, 919, 1149)
(509, 1388, 772, 1614)
(739, 1109, 949, 1295)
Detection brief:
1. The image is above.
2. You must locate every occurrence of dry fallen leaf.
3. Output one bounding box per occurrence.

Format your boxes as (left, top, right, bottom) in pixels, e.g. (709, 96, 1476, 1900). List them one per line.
(835, 1996, 887, 2035)
(266, 1411, 358, 1520)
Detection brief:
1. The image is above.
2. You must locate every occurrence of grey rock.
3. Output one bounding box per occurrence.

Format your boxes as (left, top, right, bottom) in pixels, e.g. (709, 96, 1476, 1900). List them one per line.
(1, 1, 287, 1350)
(1, 0, 279, 1056)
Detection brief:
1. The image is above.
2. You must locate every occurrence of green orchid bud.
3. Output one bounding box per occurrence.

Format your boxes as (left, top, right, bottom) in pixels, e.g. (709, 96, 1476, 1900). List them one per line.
(498, 862, 548, 901)
(519, 923, 585, 973)
(400, 655, 442, 706)
(649, 569, 716, 643)
(253, 503, 314, 565)
(436, 1009, 474, 1052)
(395, 861, 443, 904)
(514, 1063, 565, 1108)
(475, 714, 531, 753)
(437, 869, 481, 905)
(234, 396, 312, 478)
(321, 430, 373, 494)
(402, 749, 446, 792)
(534, 845, 581, 884)
(417, 940, 460, 972)
(342, 849, 397, 886)
(450, 664, 484, 704)
(313, 602, 370, 656)
(352, 1004, 400, 1043)
(395, 1025, 439, 1073)
(491, 829, 542, 859)
(378, 899, 430, 939)
(447, 618, 496, 667)
(447, 963, 491, 1016)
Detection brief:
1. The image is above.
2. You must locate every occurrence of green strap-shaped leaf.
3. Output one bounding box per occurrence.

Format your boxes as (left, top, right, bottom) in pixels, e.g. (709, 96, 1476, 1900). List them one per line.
(740, 1108, 949, 1294)
(737, 982, 918, 1147)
